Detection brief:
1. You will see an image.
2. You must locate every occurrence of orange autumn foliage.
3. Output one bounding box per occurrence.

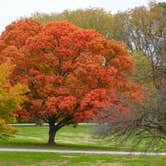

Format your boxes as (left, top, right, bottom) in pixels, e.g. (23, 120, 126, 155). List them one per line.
(0, 18, 145, 125)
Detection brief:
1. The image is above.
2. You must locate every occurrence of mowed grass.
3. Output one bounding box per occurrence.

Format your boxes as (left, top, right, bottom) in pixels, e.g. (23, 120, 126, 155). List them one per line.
(0, 125, 165, 166)
(0, 125, 166, 152)
(0, 152, 166, 166)
(0, 125, 103, 149)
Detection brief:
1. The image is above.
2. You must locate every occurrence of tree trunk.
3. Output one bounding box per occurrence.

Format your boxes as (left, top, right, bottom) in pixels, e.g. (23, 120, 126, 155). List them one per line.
(48, 123, 57, 145)
(155, 67, 166, 132)
(157, 88, 166, 132)
(47, 116, 72, 145)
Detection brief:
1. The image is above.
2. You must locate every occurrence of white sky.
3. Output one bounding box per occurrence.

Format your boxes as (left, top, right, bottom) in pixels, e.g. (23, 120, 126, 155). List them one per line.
(0, 0, 165, 34)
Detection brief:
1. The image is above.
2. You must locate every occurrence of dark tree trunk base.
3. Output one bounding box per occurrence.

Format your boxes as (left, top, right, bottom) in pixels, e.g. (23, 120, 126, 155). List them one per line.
(47, 116, 71, 145)
(48, 123, 57, 145)
(47, 142, 56, 145)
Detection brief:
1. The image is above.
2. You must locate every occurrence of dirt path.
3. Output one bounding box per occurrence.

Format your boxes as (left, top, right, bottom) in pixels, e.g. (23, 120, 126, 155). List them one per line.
(0, 148, 165, 156)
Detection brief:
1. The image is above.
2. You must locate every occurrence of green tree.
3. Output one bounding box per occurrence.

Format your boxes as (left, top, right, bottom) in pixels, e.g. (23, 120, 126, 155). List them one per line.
(130, 51, 154, 89)
(32, 8, 113, 38)
(0, 62, 28, 139)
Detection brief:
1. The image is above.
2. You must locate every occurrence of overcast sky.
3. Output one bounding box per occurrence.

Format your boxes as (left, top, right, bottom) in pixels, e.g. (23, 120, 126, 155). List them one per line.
(0, 0, 165, 34)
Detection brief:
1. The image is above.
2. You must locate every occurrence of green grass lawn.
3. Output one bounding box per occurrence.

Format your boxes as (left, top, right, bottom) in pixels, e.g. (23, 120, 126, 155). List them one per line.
(0, 125, 165, 152)
(0, 125, 165, 166)
(0, 152, 165, 166)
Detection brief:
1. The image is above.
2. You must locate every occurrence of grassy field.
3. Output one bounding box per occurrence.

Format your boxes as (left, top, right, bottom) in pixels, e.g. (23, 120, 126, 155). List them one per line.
(0, 125, 165, 166)
(0, 125, 165, 152)
(0, 152, 166, 166)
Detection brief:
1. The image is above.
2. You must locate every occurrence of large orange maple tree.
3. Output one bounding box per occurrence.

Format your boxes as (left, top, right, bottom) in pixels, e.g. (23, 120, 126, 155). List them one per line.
(0, 18, 144, 144)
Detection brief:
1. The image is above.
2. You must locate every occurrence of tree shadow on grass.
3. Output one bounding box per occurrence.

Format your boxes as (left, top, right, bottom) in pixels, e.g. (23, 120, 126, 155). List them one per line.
(0, 139, 123, 151)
